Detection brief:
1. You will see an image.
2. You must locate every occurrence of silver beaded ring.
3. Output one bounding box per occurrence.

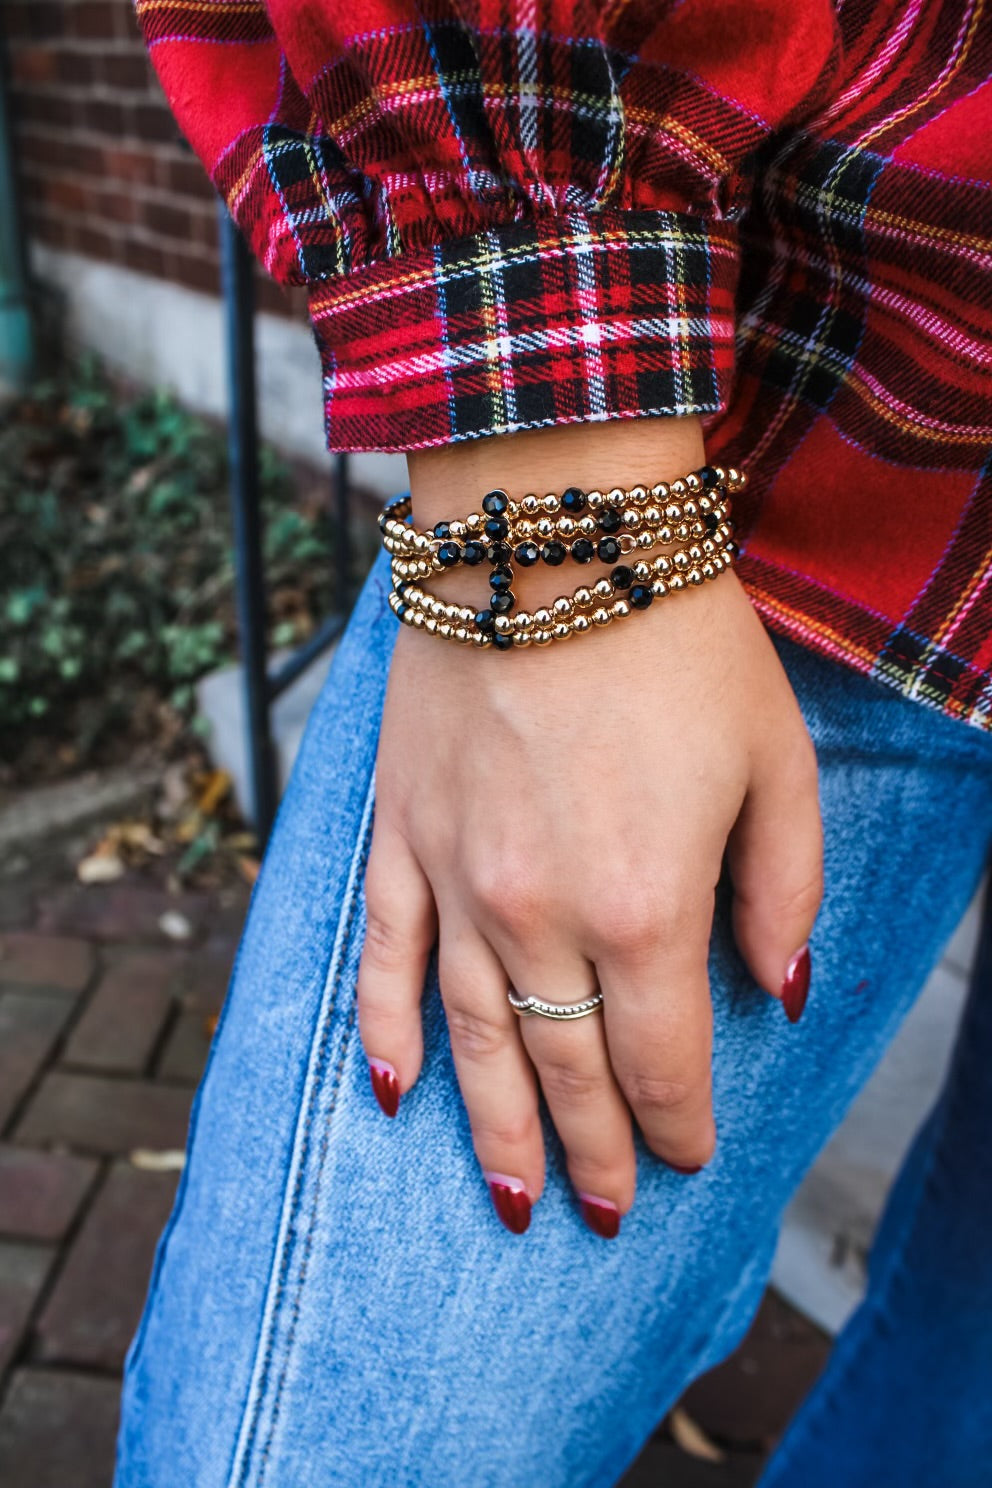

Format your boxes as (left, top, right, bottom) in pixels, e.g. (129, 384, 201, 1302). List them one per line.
(507, 988, 604, 1021)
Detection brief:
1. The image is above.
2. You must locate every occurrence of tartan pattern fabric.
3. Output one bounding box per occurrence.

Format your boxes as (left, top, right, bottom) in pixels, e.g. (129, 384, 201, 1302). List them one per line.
(136, 0, 992, 735)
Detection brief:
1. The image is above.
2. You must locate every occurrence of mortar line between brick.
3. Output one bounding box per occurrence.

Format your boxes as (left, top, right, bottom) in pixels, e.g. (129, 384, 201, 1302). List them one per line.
(0, 949, 105, 1143)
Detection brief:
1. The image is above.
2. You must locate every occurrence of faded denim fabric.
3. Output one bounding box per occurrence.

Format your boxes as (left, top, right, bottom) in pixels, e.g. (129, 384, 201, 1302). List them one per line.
(115, 545, 992, 1488)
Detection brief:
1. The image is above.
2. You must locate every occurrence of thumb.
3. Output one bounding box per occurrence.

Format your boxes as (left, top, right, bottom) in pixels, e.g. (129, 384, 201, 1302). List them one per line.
(725, 732, 824, 1023)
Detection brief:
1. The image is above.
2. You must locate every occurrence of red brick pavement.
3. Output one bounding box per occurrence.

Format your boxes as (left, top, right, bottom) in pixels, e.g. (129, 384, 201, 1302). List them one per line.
(0, 871, 830, 1486)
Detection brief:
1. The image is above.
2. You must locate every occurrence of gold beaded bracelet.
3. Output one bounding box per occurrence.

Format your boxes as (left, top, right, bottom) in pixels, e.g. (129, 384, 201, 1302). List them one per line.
(380, 464, 745, 650)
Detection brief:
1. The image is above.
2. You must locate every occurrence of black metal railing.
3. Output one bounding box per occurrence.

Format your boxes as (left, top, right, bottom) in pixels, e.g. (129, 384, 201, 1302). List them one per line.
(219, 206, 351, 844)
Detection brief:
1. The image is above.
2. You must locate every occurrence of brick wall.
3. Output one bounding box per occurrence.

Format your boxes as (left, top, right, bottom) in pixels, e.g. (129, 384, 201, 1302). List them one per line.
(2, 0, 299, 319)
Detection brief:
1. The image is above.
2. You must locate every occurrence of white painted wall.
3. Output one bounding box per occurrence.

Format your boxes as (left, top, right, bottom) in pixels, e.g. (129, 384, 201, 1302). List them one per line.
(29, 244, 409, 498)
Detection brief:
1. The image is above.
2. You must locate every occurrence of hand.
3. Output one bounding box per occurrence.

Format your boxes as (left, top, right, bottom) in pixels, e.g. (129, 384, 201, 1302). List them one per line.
(356, 418, 823, 1237)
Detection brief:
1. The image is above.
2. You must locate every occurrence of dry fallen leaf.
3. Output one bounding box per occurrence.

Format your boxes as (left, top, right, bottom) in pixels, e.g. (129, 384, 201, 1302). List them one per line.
(77, 831, 127, 884)
(669, 1407, 725, 1464)
(195, 768, 233, 817)
(238, 855, 261, 886)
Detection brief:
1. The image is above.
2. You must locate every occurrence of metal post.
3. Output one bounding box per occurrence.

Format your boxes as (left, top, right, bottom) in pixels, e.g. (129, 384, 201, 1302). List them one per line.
(0, 42, 35, 393)
(218, 203, 278, 843)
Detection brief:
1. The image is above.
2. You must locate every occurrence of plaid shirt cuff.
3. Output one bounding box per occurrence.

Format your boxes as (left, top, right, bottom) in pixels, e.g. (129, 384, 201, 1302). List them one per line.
(307, 211, 740, 453)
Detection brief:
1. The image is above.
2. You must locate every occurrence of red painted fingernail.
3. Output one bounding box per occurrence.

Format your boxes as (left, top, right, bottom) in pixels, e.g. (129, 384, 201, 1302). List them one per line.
(782, 945, 811, 1024)
(665, 1162, 703, 1175)
(369, 1058, 399, 1117)
(484, 1172, 532, 1234)
(579, 1194, 621, 1239)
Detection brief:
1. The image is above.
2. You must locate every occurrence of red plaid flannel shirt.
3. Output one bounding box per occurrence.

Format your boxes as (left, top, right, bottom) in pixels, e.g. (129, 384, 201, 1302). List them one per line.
(136, 0, 992, 733)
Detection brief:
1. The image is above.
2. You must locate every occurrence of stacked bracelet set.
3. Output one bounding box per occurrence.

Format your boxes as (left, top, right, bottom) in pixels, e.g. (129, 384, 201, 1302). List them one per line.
(379, 463, 747, 650)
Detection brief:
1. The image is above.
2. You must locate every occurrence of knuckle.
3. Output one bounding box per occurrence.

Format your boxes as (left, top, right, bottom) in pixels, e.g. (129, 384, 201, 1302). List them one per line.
(620, 1069, 701, 1115)
(469, 855, 543, 930)
(446, 1001, 511, 1061)
(362, 910, 417, 972)
(473, 1111, 537, 1152)
(536, 1057, 604, 1106)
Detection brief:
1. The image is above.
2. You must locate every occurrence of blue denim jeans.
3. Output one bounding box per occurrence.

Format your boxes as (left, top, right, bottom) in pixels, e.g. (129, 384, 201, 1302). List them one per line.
(115, 548, 992, 1487)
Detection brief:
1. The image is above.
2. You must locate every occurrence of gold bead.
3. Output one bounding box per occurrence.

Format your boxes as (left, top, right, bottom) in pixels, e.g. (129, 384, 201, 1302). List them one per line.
(553, 622, 572, 640)
(607, 487, 625, 506)
(673, 549, 689, 570)
(656, 554, 671, 575)
(558, 516, 575, 537)
(726, 467, 738, 484)
(593, 578, 613, 600)
(542, 493, 558, 513)
(438, 621, 453, 638)
(471, 630, 487, 646)
(553, 596, 571, 618)
(622, 508, 639, 527)
(688, 568, 704, 585)
(685, 472, 700, 491)
(669, 573, 686, 590)
(676, 522, 690, 541)
(460, 605, 476, 623)
(414, 533, 430, 551)
(467, 511, 482, 528)
(651, 482, 669, 501)
(586, 490, 603, 509)
(651, 578, 668, 597)
(611, 599, 630, 619)
(412, 609, 425, 628)
(522, 494, 539, 513)
(701, 539, 715, 555)
(514, 611, 533, 631)
(688, 545, 703, 562)
(579, 516, 597, 536)
(512, 630, 532, 647)
(683, 499, 698, 518)
(698, 494, 712, 512)
(636, 530, 654, 549)
(449, 520, 466, 538)
(517, 519, 535, 538)
(572, 614, 590, 632)
(628, 485, 647, 504)
(670, 479, 686, 496)
(592, 607, 611, 626)
(659, 526, 674, 544)
(425, 615, 439, 633)
(701, 562, 715, 579)
(534, 608, 552, 627)
(573, 586, 593, 608)
(533, 630, 552, 645)
(642, 506, 661, 525)
(454, 625, 470, 643)
(444, 602, 460, 620)
(537, 518, 554, 538)
(494, 615, 513, 633)
(633, 561, 650, 579)
(665, 503, 681, 523)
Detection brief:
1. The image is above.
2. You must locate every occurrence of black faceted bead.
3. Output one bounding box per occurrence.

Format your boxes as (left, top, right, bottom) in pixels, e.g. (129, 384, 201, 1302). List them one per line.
(433, 520, 451, 540)
(597, 505, 622, 534)
(489, 566, 514, 592)
(542, 540, 566, 566)
(561, 486, 586, 514)
(483, 515, 509, 541)
(482, 489, 509, 516)
(571, 537, 595, 563)
(437, 540, 462, 566)
(610, 564, 634, 590)
(699, 465, 720, 489)
(597, 536, 621, 563)
(490, 590, 515, 614)
(474, 608, 496, 632)
(703, 511, 719, 535)
(487, 540, 512, 565)
(629, 583, 654, 609)
(396, 602, 409, 620)
(492, 631, 515, 650)
(463, 539, 487, 565)
(514, 541, 540, 566)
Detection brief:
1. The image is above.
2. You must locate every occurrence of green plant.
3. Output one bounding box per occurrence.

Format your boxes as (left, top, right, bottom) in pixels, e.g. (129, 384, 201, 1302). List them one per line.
(0, 356, 341, 770)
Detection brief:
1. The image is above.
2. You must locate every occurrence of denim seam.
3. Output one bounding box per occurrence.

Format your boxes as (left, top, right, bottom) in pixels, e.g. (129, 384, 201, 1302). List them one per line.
(226, 772, 377, 1488)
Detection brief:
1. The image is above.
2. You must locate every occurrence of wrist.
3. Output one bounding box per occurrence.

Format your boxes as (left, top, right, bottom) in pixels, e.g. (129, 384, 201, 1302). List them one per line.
(405, 415, 707, 611)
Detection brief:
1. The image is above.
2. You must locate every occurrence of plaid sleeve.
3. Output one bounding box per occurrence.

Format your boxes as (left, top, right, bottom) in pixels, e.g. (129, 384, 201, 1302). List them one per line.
(135, 1, 840, 453)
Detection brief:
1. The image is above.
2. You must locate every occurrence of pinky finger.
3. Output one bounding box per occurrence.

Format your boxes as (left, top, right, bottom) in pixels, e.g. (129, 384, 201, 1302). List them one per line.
(357, 820, 438, 1116)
